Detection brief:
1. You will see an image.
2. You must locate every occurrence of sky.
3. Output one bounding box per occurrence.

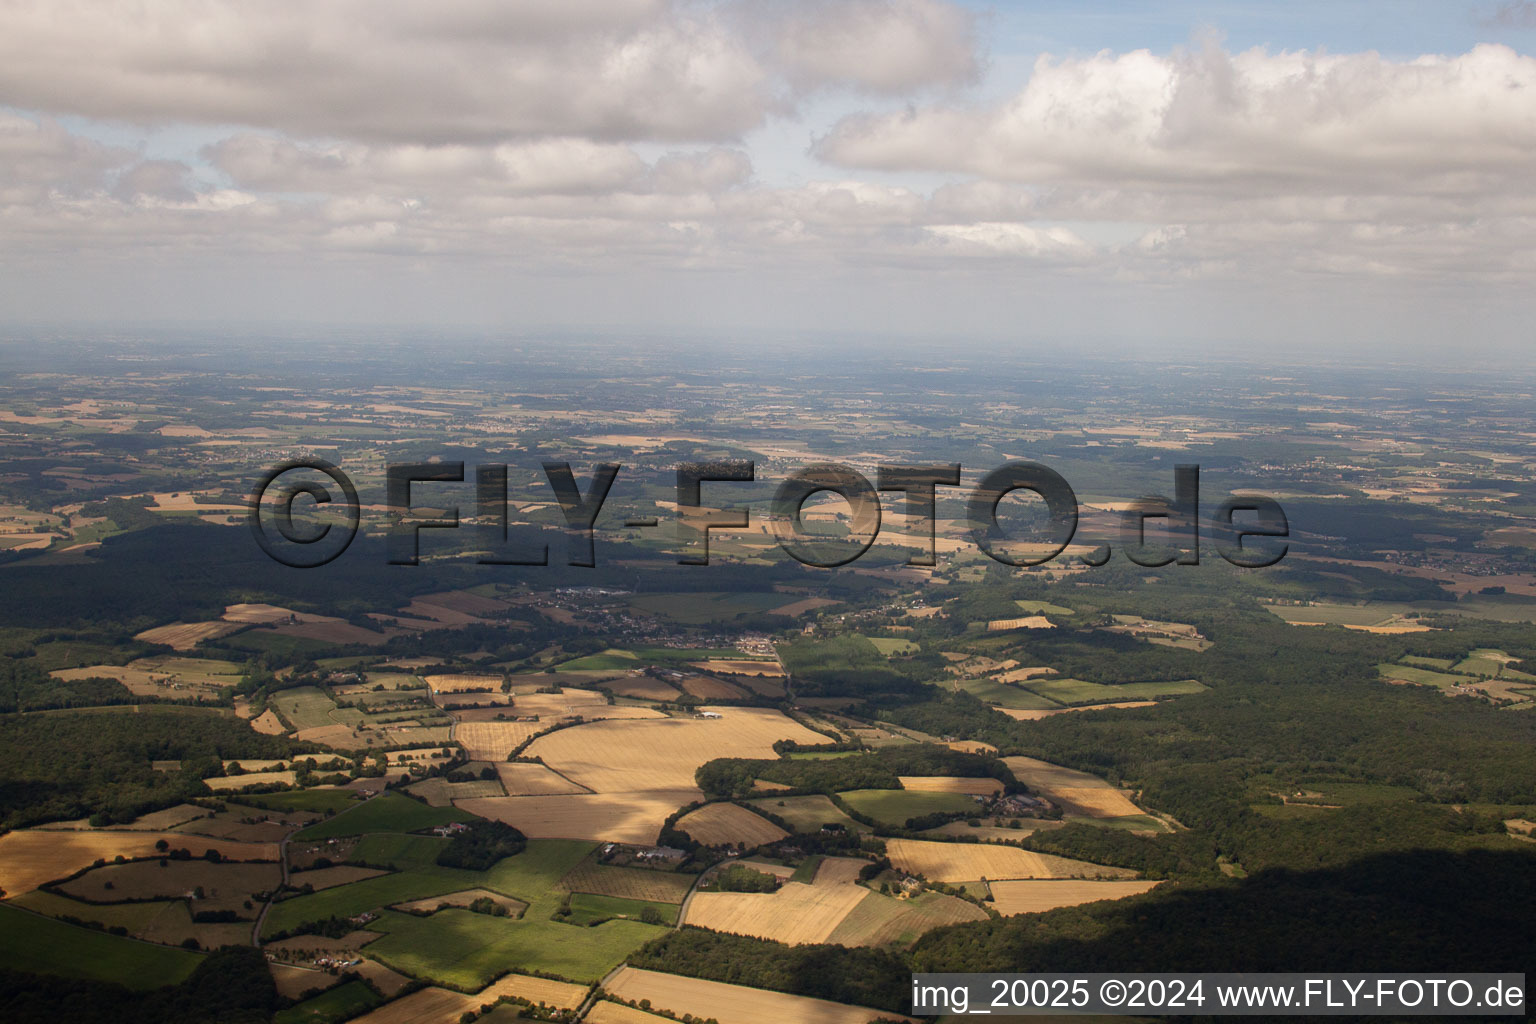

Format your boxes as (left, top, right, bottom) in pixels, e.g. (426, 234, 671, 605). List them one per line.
(1, 0, 1534, 359)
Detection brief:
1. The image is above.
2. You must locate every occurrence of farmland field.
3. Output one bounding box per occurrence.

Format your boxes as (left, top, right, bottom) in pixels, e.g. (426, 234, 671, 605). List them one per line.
(1378, 663, 1476, 689)
(293, 792, 476, 840)
(457, 791, 700, 844)
(406, 776, 505, 806)
(954, 677, 1062, 709)
(1024, 678, 1208, 705)
(0, 829, 278, 896)
(866, 637, 918, 656)
(897, 776, 1003, 796)
(683, 880, 870, 944)
(987, 879, 1162, 915)
(268, 685, 341, 731)
(587, 1001, 675, 1024)
(1001, 756, 1146, 818)
(744, 795, 868, 834)
(837, 789, 980, 827)
(0, 903, 203, 989)
(349, 972, 586, 1024)
(274, 980, 383, 1024)
(524, 707, 825, 793)
(883, 838, 1135, 882)
(568, 892, 679, 925)
(676, 802, 789, 847)
(61, 859, 281, 911)
(366, 897, 660, 986)
(605, 674, 684, 700)
(559, 858, 696, 903)
(454, 720, 543, 761)
(825, 888, 987, 946)
(494, 762, 590, 796)
(391, 888, 527, 916)
(266, 839, 594, 938)
(677, 674, 748, 700)
(603, 967, 912, 1024)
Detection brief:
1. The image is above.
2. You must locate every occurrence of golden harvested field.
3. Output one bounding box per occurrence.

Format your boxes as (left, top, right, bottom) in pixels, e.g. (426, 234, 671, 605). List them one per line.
(884, 838, 1134, 883)
(1001, 756, 1143, 817)
(985, 616, 1055, 631)
(510, 688, 610, 714)
(250, 710, 287, 734)
(223, 603, 307, 624)
(0, 830, 277, 896)
(495, 762, 589, 796)
(945, 740, 998, 755)
(683, 881, 869, 944)
(988, 879, 1161, 915)
(558, 860, 696, 903)
(603, 968, 914, 1024)
(352, 975, 580, 1024)
(689, 660, 784, 677)
(676, 803, 788, 847)
(455, 790, 700, 844)
(270, 964, 341, 1000)
(995, 666, 1057, 683)
(811, 857, 870, 885)
(134, 620, 244, 650)
(998, 701, 1157, 720)
(679, 675, 749, 700)
(402, 600, 484, 625)
(525, 707, 824, 793)
(175, 815, 292, 844)
(204, 769, 298, 790)
(826, 889, 987, 947)
(454, 721, 543, 760)
(391, 888, 527, 916)
(425, 674, 503, 692)
(587, 1001, 675, 1024)
(898, 776, 1002, 796)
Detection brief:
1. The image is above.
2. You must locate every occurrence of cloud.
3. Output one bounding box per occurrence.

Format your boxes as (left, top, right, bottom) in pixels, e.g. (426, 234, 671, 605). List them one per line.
(743, 0, 979, 94)
(815, 41, 1536, 190)
(0, 0, 978, 144)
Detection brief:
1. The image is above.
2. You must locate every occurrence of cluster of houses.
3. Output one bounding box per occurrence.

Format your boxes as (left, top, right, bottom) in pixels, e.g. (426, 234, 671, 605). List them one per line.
(430, 821, 472, 837)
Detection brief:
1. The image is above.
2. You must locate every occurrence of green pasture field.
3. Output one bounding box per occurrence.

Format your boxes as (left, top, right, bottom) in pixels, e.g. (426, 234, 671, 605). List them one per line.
(1025, 678, 1207, 705)
(566, 893, 679, 926)
(0, 903, 203, 990)
(270, 686, 339, 731)
(866, 637, 919, 656)
(273, 980, 383, 1024)
(1015, 600, 1074, 616)
(1376, 663, 1475, 690)
(745, 794, 868, 833)
(293, 791, 475, 840)
(837, 789, 979, 827)
(365, 903, 660, 987)
(11, 890, 183, 933)
(1400, 656, 1457, 670)
(954, 677, 1061, 710)
(265, 838, 593, 939)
